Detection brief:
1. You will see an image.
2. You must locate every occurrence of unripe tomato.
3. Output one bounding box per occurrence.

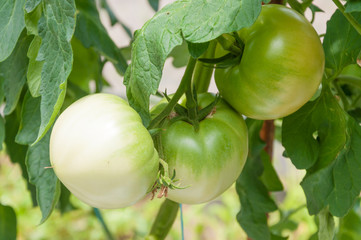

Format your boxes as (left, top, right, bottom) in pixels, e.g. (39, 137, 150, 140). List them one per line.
(50, 94, 159, 209)
(215, 4, 325, 120)
(154, 93, 248, 204)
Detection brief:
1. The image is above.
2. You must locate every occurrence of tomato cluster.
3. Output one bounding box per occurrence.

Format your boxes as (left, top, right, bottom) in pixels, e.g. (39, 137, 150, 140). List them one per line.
(49, 5, 324, 208)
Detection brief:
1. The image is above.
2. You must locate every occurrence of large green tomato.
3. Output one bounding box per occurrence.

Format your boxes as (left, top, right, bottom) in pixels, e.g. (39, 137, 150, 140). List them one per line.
(215, 4, 325, 120)
(154, 93, 248, 204)
(50, 94, 159, 209)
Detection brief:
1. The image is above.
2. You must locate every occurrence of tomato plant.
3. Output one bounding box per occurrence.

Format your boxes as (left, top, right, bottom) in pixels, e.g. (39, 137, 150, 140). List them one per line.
(215, 4, 325, 120)
(50, 93, 159, 209)
(2, 0, 361, 240)
(153, 93, 248, 204)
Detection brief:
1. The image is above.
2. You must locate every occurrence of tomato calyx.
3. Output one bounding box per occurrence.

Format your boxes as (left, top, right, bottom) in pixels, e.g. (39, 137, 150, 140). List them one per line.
(150, 158, 186, 200)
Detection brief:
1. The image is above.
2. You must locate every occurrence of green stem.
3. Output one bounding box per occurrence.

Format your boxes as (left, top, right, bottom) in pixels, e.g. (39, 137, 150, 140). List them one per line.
(332, 0, 361, 35)
(333, 80, 350, 110)
(192, 41, 217, 93)
(93, 208, 114, 240)
(146, 200, 179, 240)
(148, 57, 197, 129)
(216, 34, 241, 55)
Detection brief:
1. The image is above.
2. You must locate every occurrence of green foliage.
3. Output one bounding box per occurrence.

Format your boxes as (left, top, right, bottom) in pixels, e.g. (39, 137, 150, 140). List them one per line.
(0, 204, 17, 240)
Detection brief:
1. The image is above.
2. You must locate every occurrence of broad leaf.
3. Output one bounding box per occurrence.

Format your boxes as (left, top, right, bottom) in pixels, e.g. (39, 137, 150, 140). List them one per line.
(124, 0, 263, 125)
(5, 112, 37, 206)
(0, 204, 17, 240)
(25, 0, 42, 13)
(260, 151, 283, 192)
(75, 0, 127, 75)
(0, 0, 26, 62)
(35, 0, 76, 142)
(323, 10, 361, 72)
(0, 31, 32, 115)
(148, 0, 159, 11)
(236, 119, 278, 240)
(57, 183, 75, 214)
(283, 88, 361, 217)
(346, 1, 361, 13)
(24, 3, 42, 35)
(337, 199, 361, 239)
(26, 130, 61, 223)
(15, 92, 41, 145)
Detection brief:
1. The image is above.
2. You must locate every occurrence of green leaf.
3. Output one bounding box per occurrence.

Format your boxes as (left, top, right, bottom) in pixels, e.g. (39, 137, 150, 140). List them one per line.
(260, 151, 283, 192)
(323, 10, 361, 72)
(345, 1, 361, 13)
(236, 119, 277, 240)
(24, 3, 42, 35)
(0, 0, 26, 62)
(0, 204, 17, 240)
(124, 0, 262, 125)
(318, 208, 335, 240)
(283, 88, 361, 217)
(25, 0, 42, 13)
(5, 111, 38, 206)
(27, 36, 43, 97)
(0, 77, 4, 104)
(68, 37, 100, 92)
(57, 183, 75, 214)
(26, 129, 61, 223)
(0, 31, 32, 115)
(337, 199, 361, 239)
(168, 41, 190, 68)
(75, 0, 128, 75)
(187, 41, 209, 59)
(0, 116, 4, 151)
(15, 92, 41, 145)
(270, 234, 288, 240)
(35, 0, 76, 143)
(148, 0, 159, 11)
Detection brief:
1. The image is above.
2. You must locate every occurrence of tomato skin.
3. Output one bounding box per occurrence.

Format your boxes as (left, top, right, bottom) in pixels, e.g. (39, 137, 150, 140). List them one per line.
(156, 93, 248, 204)
(50, 94, 159, 209)
(215, 4, 325, 120)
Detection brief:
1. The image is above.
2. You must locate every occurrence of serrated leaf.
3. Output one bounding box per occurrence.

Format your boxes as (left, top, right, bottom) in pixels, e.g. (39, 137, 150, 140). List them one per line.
(346, 1, 361, 13)
(0, 0, 26, 62)
(236, 119, 277, 240)
(283, 88, 361, 217)
(0, 31, 32, 115)
(74, 0, 127, 75)
(15, 92, 41, 145)
(323, 10, 361, 72)
(125, 0, 262, 125)
(26, 129, 60, 223)
(5, 111, 37, 206)
(318, 208, 335, 240)
(24, 3, 42, 35)
(0, 204, 17, 240)
(0, 116, 5, 151)
(35, 0, 76, 143)
(27, 36, 43, 97)
(25, 0, 42, 13)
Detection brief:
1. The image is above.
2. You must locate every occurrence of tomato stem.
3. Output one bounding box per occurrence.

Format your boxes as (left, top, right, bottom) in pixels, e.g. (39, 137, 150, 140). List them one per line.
(148, 57, 197, 129)
(217, 34, 242, 55)
(192, 40, 217, 93)
(332, 0, 361, 35)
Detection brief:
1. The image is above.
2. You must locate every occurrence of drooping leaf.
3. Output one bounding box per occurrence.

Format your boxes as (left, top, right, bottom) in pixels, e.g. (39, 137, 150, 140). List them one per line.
(75, 0, 127, 75)
(0, 31, 32, 115)
(168, 41, 190, 68)
(260, 151, 283, 192)
(318, 208, 335, 240)
(124, 0, 263, 125)
(236, 119, 278, 240)
(25, 0, 42, 13)
(27, 36, 43, 97)
(0, 116, 4, 150)
(283, 87, 361, 217)
(15, 92, 41, 145)
(148, 0, 159, 11)
(323, 9, 361, 72)
(187, 42, 209, 59)
(35, 0, 76, 142)
(57, 183, 75, 214)
(26, 129, 61, 223)
(5, 112, 37, 206)
(0, 0, 26, 62)
(0, 204, 17, 240)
